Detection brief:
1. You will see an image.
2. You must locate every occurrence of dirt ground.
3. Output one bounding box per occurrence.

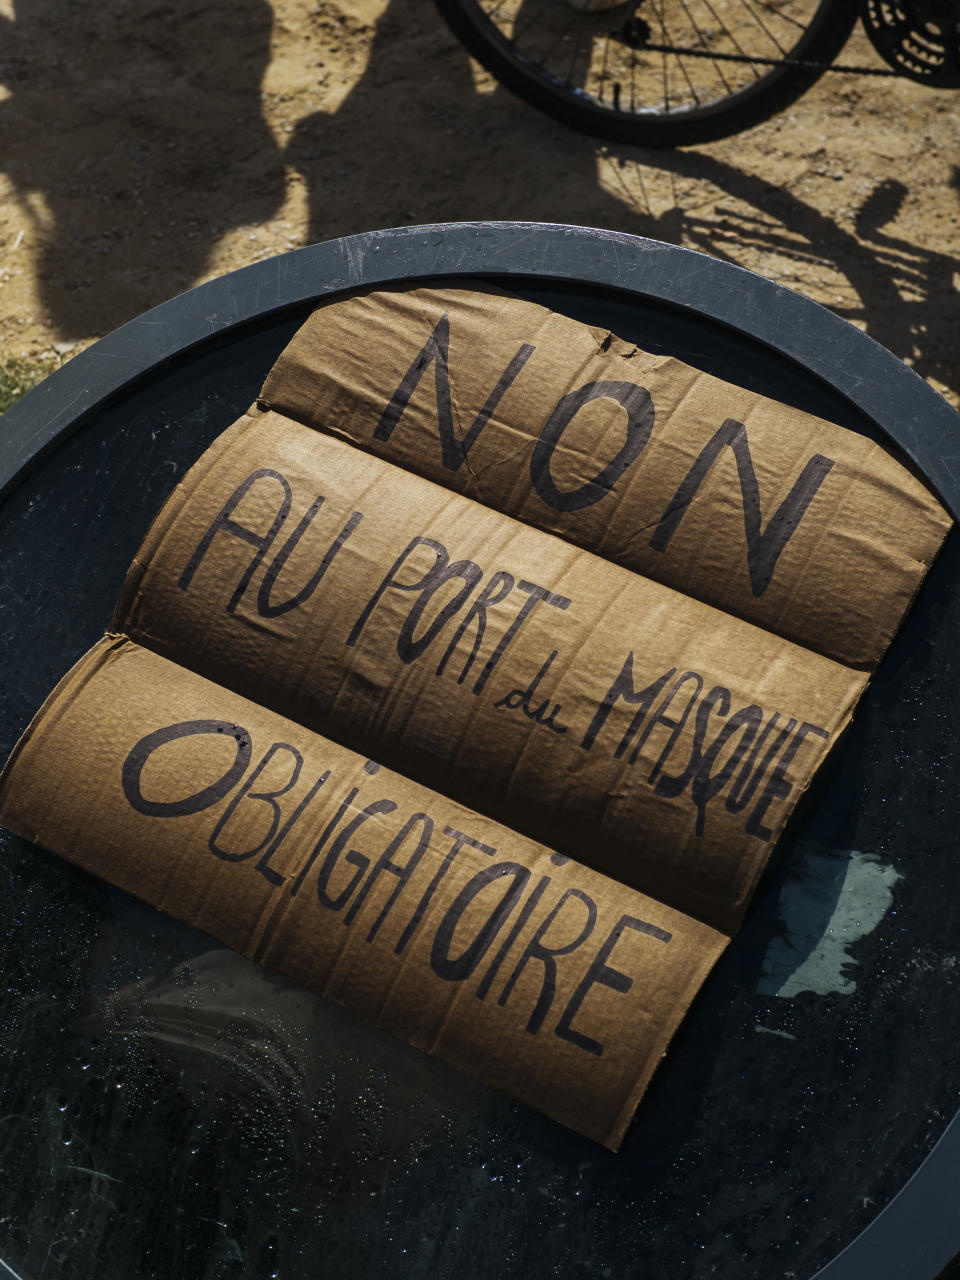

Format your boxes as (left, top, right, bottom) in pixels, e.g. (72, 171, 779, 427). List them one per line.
(0, 0, 958, 406)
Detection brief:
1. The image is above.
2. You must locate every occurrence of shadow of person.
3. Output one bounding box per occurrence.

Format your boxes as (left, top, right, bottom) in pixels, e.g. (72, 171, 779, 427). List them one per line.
(286, 0, 960, 403)
(0, 0, 286, 341)
(283, 0, 647, 239)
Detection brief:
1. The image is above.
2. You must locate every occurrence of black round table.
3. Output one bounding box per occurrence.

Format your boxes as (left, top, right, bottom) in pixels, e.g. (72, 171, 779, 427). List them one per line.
(1, 222, 958, 1280)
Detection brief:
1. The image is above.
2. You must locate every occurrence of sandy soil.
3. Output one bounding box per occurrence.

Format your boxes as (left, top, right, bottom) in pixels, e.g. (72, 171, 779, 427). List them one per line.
(0, 0, 957, 405)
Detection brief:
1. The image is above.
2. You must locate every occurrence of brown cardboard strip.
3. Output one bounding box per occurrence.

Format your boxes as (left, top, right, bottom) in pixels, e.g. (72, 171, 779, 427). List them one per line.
(259, 284, 951, 670)
(0, 637, 728, 1151)
(112, 408, 867, 933)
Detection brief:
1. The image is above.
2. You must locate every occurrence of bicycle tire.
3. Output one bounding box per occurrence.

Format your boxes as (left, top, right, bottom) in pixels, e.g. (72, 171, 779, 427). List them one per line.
(436, 0, 859, 146)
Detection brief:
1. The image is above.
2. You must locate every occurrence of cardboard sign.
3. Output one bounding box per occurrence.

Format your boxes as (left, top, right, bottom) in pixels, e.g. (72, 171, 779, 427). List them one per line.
(113, 408, 867, 932)
(1, 285, 949, 1147)
(259, 285, 951, 669)
(0, 637, 727, 1151)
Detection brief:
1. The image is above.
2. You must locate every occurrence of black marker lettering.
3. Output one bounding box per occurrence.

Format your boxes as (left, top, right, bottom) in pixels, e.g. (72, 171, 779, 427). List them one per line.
(472, 580, 571, 695)
(475, 874, 552, 1002)
(725, 712, 791, 815)
(121, 720, 252, 818)
(556, 915, 672, 1056)
(654, 685, 731, 802)
(374, 311, 535, 471)
(394, 826, 496, 955)
(746, 721, 829, 840)
(430, 863, 530, 982)
(498, 888, 598, 1034)
(435, 570, 515, 684)
(208, 743, 303, 874)
(258, 503, 363, 618)
(531, 381, 655, 512)
(255, 770, 330, 887)
(396, 558, 483, 664)
(650, 418, 835, 596)
(580, 655, 676, 753)
(343, 812, 434, 941)
(178, 469, 292, 613)
(689, 704, 765, 837)
(289, 784, 361, 897)
(631, 670, 703, 771)
(494, 649, 568, 734)
(316, 798, 399, 911)
(347, 536, 447, 648)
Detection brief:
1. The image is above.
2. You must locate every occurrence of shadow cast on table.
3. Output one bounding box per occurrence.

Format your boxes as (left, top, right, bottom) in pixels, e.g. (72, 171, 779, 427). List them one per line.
(0, 0, 957, 402)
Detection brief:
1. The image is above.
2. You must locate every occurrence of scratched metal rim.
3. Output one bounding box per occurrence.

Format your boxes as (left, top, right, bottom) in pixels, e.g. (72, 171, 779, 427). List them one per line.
(1, 221, 958, 523)
(0, 221, 958, 1280)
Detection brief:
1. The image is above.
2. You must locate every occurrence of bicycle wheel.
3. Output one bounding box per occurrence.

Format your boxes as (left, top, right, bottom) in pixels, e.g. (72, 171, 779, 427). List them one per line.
(436, 0, 858, 145)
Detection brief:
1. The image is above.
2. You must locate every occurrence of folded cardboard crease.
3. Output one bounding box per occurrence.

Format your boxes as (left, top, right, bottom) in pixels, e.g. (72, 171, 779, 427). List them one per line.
(0, 285, 950, 1148)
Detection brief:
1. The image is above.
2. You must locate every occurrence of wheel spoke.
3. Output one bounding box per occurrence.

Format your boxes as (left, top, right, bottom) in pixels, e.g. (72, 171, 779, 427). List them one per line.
(676, 0, 737, 94)
(513, 0, 559, 42)
(735, 0, 793, 53)
(447, 0, 862, 144)
(524, 8, 584, 74)
(694, 0, 767, 79)
(600, 23, 614, 103)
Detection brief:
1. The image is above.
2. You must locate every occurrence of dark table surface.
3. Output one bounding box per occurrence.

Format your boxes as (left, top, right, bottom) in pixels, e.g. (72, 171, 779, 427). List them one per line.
(1, 225, 959, 1280)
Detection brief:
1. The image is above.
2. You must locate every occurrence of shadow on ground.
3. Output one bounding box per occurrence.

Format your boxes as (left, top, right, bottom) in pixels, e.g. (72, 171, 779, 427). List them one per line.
(0, 0, 286, 336)
(1, 0, 958, 398)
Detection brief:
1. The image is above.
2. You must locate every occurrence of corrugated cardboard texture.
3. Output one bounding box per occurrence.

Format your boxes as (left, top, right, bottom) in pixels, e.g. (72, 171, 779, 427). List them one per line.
(259, 285, 951, 670)
(0, 637, 727, 1151)
(112, 409, 867, 933)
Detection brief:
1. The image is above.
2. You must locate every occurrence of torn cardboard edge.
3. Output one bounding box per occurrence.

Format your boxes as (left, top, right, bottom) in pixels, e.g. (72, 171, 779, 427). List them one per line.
(0, 636, 728, 1151)
(258, 282, 952, 671)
